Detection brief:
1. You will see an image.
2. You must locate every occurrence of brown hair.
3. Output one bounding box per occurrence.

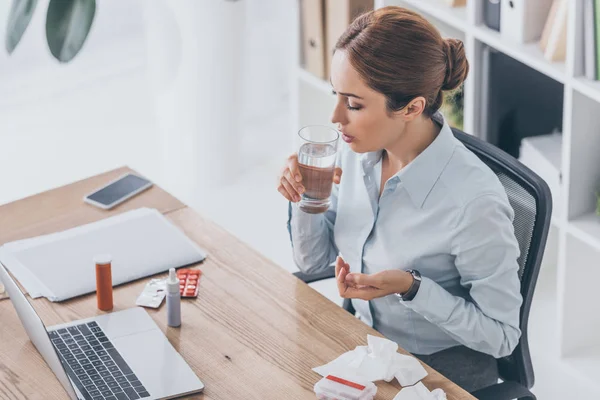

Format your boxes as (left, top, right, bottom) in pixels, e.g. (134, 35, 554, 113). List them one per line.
(335, 6, 469, 117)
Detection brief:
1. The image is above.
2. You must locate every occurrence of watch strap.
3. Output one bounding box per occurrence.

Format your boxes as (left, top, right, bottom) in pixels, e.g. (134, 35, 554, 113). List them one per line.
(396, 269, 421, 301)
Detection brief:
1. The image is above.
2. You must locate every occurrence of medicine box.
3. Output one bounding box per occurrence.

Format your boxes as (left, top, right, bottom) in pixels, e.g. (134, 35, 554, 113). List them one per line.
(314, 374, 377, 400)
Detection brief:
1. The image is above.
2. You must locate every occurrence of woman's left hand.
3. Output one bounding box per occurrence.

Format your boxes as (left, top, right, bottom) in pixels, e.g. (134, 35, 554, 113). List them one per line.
(335, 256, 414, 301)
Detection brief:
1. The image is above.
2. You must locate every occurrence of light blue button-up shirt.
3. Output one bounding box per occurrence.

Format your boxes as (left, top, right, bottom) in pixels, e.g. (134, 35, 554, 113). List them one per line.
(288, 113, 522, 358)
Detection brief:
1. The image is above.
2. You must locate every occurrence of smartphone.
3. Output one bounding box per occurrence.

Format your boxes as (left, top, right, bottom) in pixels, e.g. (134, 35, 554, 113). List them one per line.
(84, 173, 153, 210)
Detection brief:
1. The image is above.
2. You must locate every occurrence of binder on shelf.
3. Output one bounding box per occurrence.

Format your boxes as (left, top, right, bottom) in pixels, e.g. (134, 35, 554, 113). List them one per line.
(484, 0, 501, 32)
(584, 0, 596, 80)
(540, 0, 568, 62)
(325, 0, 373, 80)
(301, 0, 327, 80)
(539, 0, 560, 51)
(500, 0, 554, 44)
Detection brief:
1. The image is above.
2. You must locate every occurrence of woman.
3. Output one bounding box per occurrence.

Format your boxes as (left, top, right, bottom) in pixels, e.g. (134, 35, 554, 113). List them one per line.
(278, 6, 522, 392)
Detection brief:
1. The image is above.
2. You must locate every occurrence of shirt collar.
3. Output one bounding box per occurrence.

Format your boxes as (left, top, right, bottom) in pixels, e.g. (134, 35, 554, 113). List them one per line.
(360, 112, 458, 208)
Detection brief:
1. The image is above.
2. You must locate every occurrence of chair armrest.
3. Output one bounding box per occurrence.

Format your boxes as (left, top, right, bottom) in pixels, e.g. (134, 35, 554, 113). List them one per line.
(292, 266, 336, 284)
(470, 381, 536, 400)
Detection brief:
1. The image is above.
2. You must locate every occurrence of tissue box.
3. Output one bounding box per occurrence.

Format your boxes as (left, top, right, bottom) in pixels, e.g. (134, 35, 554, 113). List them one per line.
(314, 375, 377, 400)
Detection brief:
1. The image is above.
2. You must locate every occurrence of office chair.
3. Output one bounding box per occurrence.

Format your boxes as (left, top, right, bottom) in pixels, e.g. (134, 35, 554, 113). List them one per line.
(293, 127, 552, 400)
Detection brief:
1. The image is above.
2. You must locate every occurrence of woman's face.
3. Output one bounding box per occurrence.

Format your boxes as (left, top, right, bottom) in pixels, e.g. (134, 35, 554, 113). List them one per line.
(330, 50, 406, 154)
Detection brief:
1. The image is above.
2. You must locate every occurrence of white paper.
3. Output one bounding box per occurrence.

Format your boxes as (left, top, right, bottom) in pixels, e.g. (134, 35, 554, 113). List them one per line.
(393, 382, 446, 400)
(0, 208, 206, 302)
(313, 335, 428, 387)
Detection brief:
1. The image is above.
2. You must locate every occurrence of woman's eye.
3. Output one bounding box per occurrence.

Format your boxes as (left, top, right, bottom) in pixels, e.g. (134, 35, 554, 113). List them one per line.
(332, 89, 362, 110)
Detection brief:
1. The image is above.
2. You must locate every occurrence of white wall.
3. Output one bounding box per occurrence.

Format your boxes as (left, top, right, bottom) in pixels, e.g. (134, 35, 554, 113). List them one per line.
(0, 0, 295, 206)
(0, 0, 147, 108)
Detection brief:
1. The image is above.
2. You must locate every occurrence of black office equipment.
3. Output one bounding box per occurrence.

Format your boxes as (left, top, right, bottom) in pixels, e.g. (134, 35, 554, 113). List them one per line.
(484, 0, 501, 31)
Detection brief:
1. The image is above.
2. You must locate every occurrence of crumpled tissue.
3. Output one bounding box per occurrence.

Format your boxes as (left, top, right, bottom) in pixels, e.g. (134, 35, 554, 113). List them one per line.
(393, 382, 447, 400)
(313, 335, 428, 387)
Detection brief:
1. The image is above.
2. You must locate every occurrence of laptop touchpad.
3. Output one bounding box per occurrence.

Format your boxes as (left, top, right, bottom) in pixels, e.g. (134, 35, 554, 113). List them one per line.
(97, 308, 157, 339)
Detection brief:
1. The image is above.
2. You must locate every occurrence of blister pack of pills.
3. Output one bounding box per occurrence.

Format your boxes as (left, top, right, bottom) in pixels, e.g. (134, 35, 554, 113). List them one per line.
(177, 269, 202, 298)
(135, 278, 167, 308)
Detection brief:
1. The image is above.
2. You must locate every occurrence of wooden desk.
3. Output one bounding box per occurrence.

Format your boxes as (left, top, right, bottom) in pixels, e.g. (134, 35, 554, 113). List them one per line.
(0, 168, 475, 400)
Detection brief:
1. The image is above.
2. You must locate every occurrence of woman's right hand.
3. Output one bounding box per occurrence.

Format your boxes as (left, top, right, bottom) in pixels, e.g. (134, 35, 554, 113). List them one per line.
(277, 153, 342, 202)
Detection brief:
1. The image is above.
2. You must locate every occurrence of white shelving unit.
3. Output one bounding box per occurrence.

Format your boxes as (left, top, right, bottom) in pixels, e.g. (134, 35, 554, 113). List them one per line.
(293, 0, 600, 390)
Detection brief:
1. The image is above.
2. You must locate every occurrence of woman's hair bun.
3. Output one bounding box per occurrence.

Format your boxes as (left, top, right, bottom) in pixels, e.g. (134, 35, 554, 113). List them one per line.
(442, 38, 469, 91)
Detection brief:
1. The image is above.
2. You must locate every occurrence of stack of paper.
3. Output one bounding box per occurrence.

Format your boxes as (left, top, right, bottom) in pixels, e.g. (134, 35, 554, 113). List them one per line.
(0, 208, 206, 302)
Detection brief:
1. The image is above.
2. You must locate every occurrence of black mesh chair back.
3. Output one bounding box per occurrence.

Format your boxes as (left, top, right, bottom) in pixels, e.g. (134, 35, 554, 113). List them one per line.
(452, 128, 551, 393)
(449, 129, 551, 400)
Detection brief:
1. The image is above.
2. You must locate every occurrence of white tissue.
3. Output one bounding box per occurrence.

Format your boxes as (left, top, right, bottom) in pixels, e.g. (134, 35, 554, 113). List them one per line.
(393, 382, 447, 400)
(313, 335, 428, 387)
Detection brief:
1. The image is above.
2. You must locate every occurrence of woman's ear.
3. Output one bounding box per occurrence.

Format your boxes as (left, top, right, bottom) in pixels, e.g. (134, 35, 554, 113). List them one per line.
(399, 96, 426, 121)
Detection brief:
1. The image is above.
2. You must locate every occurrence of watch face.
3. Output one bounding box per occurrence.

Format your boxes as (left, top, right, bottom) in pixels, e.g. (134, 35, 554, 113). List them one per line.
(410, 269, 422, 281)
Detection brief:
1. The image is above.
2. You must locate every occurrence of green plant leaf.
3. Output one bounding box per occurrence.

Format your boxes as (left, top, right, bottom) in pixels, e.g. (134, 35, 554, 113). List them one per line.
(5, 0, 38, 54)
(46, 0, 95, 63)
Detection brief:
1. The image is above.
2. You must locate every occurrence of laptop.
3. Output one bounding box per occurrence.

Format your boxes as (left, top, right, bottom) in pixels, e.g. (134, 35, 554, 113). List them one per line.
(0, 262, 204, 400)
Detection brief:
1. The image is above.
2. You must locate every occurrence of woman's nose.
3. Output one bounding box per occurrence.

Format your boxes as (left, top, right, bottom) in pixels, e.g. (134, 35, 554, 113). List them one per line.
(330, 101, 346, 126)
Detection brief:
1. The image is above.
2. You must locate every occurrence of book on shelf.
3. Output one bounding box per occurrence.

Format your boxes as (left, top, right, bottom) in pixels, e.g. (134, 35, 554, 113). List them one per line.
(539, 0, 559, 51)
(539, 0, 567, 62)
(595, 0, 600, 80)
(443, 0, 467, 6)
(584, 0, 596, 80)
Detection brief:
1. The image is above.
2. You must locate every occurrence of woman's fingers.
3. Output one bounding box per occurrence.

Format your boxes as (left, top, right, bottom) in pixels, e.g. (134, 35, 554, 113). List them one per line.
(343, 285, 380, 300)
(335, 256, 343, 279)
(283, 169, 305, 195)
(333, 167, 343, 184)
(277, 153, 304, 201)
(287, 154, 302, 183)
(345, 273, 380, 289)
(280, 176, 300, 202)
(336, 257, 349, 295)
(277, 184, 293, 202)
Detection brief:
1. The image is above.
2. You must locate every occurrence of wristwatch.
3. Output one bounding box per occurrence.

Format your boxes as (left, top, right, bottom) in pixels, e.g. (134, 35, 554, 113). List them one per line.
(394, 269, 421, 301)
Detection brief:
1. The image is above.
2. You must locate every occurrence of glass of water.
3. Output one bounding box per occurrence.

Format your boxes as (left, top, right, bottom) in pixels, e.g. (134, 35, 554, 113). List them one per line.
(297, 125, 340, 214)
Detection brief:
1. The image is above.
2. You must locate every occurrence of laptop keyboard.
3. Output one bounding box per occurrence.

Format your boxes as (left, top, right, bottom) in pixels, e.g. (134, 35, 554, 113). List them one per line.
(49, 321, 150, 400)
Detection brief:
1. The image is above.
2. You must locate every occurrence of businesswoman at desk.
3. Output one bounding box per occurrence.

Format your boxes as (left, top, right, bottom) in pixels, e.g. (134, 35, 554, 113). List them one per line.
(278, 6, 522, 393)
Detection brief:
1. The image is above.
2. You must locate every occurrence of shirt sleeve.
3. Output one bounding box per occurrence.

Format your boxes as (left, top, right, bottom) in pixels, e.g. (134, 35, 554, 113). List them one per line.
(402, 194, 523, 358)
(287, 182, 339, 274)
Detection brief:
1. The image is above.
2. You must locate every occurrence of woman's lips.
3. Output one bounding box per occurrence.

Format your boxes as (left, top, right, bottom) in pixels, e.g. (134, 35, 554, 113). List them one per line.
(342, 133, 354, 143)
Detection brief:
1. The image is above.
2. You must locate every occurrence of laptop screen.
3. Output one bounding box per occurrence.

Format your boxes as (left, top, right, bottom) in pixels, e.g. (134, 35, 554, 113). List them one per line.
(0, 262, 79, 399)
